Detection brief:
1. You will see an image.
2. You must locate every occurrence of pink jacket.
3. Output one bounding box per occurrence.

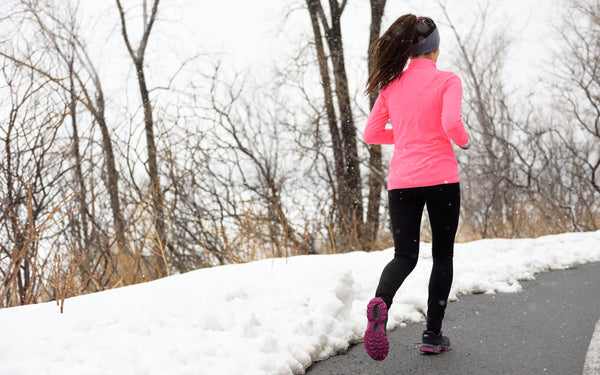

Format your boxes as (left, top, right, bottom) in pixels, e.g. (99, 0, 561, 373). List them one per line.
(364, 58, 469, 190)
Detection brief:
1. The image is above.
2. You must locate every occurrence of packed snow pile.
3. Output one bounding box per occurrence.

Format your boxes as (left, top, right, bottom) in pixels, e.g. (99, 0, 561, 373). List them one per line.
(1, 231, 599, 375)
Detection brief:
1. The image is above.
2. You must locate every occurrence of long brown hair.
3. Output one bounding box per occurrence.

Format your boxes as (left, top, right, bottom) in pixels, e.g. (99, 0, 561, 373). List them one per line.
(366, 14, 437, 95)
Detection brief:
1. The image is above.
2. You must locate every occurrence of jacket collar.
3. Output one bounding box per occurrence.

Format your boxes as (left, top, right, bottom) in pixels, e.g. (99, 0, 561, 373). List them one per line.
(407, 58, 437, 70)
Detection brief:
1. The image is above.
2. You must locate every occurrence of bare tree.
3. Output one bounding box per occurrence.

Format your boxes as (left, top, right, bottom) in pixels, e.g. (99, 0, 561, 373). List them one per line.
(161, 63, 316, 269)
(305, 0, 366, 251)
(364, 0, 387, 250)
(554, 0, 600, 192)
(304, 0, 389, 251)
(0, 53, 68, 306)
(547, 0, 600, 230)
(0, 0, 169, 297)
(115, 0, 168, 276)
(439, 0, 600, 237)
(440, 2, 537, 237)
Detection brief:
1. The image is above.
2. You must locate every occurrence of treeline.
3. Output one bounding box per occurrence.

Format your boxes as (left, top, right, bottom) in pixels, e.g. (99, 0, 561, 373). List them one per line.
(0, 0, 598, 308)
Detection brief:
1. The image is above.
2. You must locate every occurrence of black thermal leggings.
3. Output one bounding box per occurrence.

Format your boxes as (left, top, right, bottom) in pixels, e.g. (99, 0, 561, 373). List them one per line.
(375, 183, 460, 333)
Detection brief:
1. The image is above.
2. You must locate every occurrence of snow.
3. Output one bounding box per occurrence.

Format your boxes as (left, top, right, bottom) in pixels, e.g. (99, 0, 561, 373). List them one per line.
(1, 231, 599, 375)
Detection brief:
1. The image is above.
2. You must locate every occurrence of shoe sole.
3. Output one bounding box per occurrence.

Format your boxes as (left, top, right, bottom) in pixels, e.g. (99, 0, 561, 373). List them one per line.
(420, 345, 452, 354)
(364, 297, 388, 361)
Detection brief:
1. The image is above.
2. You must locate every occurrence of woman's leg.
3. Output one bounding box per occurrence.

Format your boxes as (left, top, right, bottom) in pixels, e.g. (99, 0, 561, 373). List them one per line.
(424, 183, 460, 333)
(375, 188, 426, 309)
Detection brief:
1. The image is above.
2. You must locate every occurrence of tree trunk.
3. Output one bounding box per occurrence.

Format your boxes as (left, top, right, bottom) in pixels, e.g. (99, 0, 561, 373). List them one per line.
(364, 0, 387, 251)
(305, 0, 347, 251)
(306, 0, 364, 251)
(67, 52, 95, 284)
(95, 92, 127, 257)
(325, 1, 363, 250)
(116, 0, 168, 276)
(135, 57, 167, 273)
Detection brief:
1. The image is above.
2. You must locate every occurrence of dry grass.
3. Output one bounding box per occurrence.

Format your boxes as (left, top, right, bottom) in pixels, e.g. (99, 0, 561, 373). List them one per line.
(0, 189, 73, 308)
(2, 186, 597, 311)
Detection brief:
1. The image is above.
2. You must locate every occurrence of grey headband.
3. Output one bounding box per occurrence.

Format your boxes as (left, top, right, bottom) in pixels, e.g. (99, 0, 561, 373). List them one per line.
(412, 27, 440, 55)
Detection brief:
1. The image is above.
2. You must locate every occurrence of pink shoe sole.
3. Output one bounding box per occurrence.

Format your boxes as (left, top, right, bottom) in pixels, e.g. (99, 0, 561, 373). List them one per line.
(364, 297, 388, 361)
(420, 345, 452, 354)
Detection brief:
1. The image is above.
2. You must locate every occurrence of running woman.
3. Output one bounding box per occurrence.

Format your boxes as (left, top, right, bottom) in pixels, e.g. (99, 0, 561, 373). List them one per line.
(362, 14, 470, 360)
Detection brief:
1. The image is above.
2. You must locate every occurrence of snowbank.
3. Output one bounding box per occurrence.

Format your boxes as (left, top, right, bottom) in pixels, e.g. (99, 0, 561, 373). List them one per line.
(1, 231, 599, 375)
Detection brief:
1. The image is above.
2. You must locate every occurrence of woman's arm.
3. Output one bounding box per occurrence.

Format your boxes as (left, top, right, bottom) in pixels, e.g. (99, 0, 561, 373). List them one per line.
(364, 93, 394, 145)
(442, 75, 470, 148)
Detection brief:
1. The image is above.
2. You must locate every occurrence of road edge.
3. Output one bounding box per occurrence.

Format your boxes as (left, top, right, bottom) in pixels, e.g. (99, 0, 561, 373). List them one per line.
(583, 317, 600, 375)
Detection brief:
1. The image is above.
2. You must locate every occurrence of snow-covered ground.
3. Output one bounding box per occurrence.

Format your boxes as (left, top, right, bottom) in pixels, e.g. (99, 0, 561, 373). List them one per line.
(1, 231, 599, 375)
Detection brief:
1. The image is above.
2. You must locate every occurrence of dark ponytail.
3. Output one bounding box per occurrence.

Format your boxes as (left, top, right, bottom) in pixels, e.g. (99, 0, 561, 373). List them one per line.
(366, 15, 437, 95)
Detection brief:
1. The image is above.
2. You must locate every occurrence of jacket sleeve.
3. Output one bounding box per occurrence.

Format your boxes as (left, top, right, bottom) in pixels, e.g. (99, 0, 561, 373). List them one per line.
(364, 92, 394, 145)
(442, 75, 470, 147)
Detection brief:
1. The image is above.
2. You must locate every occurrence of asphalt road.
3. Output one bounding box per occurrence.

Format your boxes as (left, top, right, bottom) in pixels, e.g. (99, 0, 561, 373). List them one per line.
(307, 262, 600, 375)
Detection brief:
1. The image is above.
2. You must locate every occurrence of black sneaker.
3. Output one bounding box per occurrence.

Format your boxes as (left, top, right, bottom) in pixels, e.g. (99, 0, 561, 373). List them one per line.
(420, 330, 452, 354)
